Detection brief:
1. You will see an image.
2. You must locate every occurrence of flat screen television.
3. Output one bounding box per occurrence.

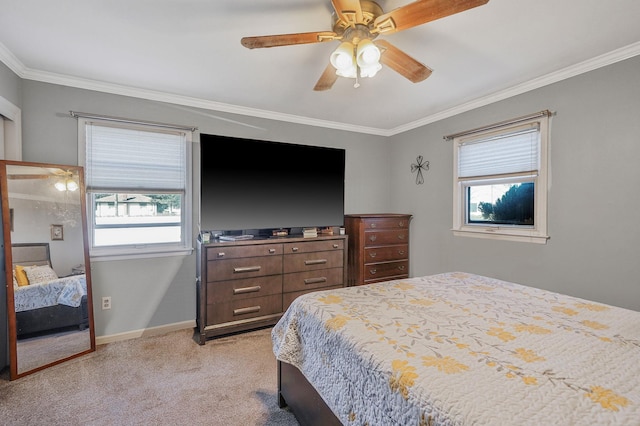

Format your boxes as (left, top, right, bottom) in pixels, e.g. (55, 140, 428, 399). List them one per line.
(200, 134, 345, 236)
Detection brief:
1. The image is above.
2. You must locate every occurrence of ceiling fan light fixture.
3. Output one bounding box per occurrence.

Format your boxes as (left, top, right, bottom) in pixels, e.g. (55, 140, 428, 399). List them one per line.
(359, 62, 382, 78)
(55, 179, 79, 192)
(330, 41, 356, 76)
(337, 66, 358, 78)
(356, 38, 382, 78)
(356, 39, 380, 67)
(66, 180, 79, 192)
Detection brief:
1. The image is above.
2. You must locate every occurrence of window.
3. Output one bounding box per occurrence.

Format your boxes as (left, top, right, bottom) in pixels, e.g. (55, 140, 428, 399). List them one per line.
(78, 117, 193, 259)
(451, 111, 551, 244)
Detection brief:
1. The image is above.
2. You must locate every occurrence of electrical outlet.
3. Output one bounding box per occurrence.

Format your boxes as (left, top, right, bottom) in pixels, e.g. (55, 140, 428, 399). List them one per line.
(102, 296, 112, 310)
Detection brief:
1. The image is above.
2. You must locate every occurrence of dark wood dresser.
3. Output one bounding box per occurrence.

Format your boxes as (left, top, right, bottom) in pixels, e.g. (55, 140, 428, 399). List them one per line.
(344, 214, 412, 286)
(196, 235, 347, 343)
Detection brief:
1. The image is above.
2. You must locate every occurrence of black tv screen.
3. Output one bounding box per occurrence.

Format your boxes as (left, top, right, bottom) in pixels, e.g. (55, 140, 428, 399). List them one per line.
(200, 134, 345, 234)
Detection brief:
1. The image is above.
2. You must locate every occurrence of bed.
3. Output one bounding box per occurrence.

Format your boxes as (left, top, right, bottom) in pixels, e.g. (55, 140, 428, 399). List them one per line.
(273, 272, 640, 425)
(11, 243, 89, 337)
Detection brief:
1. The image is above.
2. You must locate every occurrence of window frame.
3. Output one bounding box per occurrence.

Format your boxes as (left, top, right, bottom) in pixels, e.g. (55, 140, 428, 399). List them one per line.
(78, 117, 193, 260)
(451, 113, 550, 244)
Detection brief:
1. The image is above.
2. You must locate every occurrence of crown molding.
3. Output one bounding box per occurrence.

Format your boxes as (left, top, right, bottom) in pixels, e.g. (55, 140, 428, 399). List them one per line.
(19, 63, 390, 137)
(0, 42, 26, 76)
(390, 41, 640, 135)
(2, 41, 639, 137)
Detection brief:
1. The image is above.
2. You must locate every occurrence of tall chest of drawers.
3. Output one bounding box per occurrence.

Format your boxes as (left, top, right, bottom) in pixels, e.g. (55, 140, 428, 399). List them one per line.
(196, 235, 347, 344)
(344, 214, 412, 286)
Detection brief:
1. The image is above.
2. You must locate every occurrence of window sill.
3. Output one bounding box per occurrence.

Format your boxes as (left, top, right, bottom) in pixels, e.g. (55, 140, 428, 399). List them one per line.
(452, 228, 549, 244)
(90, 246, 194, 262)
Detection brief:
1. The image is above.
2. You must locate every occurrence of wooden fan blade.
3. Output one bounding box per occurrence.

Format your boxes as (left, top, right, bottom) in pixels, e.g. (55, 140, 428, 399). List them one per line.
(331, 0, 363, 25)
(376, 39, 433, 83)
(373, 0, 489, 34)
(241, 31, 338, 49)
(314, 63, 339, 91)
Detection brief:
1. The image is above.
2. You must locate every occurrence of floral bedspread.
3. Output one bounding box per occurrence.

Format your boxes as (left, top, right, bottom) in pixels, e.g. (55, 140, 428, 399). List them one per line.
(14, 274, 87, 312)
(272, 272, 640, 425)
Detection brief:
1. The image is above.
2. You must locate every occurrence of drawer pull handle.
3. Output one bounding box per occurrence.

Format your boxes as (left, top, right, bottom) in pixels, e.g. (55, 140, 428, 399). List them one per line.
(369, 252, 377, 258)
(398, 265, 406, 271)
(233, 285, 262, 295)
(304, 277, 327, 285)
(398, 234, 406, 240)
(399, 221, 406, 227)
(398, 250, 406, 256)
(370, 223, 377, 228)
(233, 306, 260, 316)
(370, 268, 377, 275)
(217, 252, 225, 258)
(268, 248, 276, 254)
(233, 266, 261, 273)
(291, 247, 299, 252)
(305, 259, 327, 265)
(369, 234, 377, 242)
(333, 244, 339, 249)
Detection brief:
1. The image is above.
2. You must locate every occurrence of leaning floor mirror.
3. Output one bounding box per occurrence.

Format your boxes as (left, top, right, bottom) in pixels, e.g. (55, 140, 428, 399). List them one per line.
(1, 160, 95, 380)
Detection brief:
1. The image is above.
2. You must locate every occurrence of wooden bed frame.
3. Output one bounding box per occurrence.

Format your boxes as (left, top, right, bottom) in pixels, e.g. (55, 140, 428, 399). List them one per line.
(12, 243, 89, 337)
(278, 360, 341, 426)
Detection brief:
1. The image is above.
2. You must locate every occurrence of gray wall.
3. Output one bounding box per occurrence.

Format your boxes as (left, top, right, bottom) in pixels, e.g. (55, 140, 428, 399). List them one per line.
(1, 54, 638, 340)
(390, 55, 640, 311)
(0, 62, 21, 108)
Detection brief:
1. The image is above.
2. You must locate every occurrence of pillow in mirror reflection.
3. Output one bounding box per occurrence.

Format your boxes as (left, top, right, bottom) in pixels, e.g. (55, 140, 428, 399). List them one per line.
(24, 265, 59, 285)
(14, 265, 30, 287)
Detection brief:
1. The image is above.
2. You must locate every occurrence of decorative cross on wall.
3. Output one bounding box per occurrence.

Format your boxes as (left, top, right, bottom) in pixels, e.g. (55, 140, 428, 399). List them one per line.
(411, 155, 429, 185)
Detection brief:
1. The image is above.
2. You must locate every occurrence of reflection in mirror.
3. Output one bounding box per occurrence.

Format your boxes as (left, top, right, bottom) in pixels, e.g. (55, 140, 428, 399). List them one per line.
(1, 160, 95, 380)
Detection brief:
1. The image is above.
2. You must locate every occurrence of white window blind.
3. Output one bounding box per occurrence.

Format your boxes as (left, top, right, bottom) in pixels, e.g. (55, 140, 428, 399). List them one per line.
(85, 123, 186, 192)
(458, 124, 540, 178)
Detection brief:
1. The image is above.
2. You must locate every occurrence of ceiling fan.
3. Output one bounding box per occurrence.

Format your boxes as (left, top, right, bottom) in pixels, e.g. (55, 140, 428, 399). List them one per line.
(241, 0, 489, 91)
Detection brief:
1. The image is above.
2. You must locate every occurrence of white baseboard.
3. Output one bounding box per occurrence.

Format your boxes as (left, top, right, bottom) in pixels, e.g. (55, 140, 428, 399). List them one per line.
(96, 320, 196, 346)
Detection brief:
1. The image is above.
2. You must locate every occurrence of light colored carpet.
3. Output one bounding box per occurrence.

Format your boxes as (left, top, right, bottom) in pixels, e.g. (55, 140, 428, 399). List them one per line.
(0, 327, 300, 426)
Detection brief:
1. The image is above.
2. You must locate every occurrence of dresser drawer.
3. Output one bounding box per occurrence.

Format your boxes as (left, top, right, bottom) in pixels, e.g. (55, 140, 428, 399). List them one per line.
(208, 275, 282, 303)
(364, 230, 409, 247)
(283, 239, 344, 254)
(283, 285, 343, 311)
(197, 235, 348, 343)
(207, 294, 282, 325)
(207, 256, 283, 282)
(364, 260, 409, 282)
(283, 267, 344, 293)
(283, 250, 344, 273)
(206, 243, 282, 260)
(364, 244, 409, 264)
(363, 217, 411, 230)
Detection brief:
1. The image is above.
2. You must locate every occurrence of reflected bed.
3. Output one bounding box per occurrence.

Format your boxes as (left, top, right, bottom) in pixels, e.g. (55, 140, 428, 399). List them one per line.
(11, 243, 89, 337)
(273, 272, 640, 425)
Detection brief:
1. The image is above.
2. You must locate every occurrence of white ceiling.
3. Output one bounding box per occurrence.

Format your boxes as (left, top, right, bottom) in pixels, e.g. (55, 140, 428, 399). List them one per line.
(1, 0, 639, 136)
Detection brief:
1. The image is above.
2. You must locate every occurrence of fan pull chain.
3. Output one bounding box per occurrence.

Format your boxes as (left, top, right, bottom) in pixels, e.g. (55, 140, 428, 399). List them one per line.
(354, 66, 360, 88)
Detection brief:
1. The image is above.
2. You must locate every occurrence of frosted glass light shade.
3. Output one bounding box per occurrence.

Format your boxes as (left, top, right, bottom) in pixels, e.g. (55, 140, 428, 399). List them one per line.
(356, 39, 382, 78)
(359, 63, 382, 78)
(66, 180, 79, 191)
(55, 179, 79, 191)
(330, 42, 356, 78)
(356, 39, 380, 67)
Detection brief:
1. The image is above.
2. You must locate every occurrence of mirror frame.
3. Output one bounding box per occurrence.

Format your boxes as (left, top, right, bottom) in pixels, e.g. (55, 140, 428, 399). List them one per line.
(1, 160, 96, 380)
